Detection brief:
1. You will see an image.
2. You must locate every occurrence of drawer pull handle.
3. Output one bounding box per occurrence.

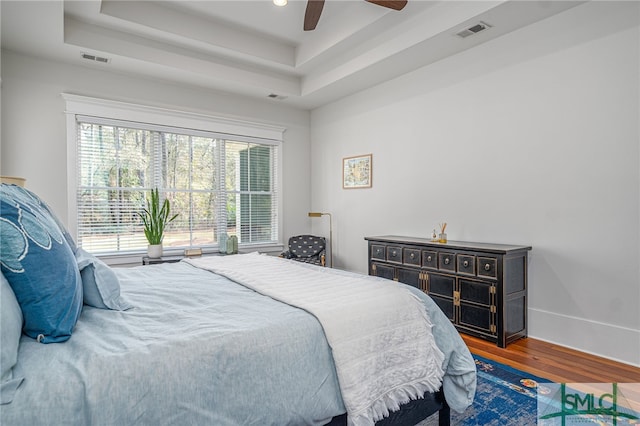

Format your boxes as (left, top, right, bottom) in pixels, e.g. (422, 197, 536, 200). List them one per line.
(484, 263, 491, 271)
(376, 249, 381, 254)
(463, 260, 469, 268)
(444, 258, 450, 265)
(410, 253, 415, 259)
(392, 250, 397, 257)
(427, 256, 432, 262)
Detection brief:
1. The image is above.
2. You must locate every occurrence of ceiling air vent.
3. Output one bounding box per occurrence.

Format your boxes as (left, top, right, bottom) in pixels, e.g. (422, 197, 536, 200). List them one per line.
(267, 93, 288, 100)
(81, 53, 110, 63)
(456, 22, 492, 39)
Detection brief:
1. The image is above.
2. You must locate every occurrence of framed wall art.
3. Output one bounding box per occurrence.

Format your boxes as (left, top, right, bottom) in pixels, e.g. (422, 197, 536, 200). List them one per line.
(342, 154, 372, 189)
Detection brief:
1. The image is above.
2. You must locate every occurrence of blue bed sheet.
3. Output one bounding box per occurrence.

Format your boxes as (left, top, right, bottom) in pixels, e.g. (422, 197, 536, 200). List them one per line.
(1, 260, 475, 425)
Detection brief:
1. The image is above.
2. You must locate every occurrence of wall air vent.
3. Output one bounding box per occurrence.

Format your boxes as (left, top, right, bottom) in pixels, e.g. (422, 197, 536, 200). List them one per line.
(456, 22, 492, 38)
(81, 53, 110, 63)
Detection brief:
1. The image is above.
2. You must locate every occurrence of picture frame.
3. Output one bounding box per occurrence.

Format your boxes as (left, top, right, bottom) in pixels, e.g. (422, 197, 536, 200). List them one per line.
(342, 154, 372, 189)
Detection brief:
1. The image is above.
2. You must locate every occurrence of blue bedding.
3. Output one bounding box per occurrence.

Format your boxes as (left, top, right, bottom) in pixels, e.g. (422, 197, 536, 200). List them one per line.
(1, 261, 475, 425)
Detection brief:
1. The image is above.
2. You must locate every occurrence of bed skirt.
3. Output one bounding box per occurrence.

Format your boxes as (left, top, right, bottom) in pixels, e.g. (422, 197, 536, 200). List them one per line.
(326, 388, 449, 426)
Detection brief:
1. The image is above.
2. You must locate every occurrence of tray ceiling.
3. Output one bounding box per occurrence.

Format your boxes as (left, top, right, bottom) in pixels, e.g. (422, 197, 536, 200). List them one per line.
(1, 1, 583, 109)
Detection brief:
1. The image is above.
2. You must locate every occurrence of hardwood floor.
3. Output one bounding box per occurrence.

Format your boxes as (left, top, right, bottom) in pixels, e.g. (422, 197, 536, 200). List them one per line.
(462, 334, 640, 384)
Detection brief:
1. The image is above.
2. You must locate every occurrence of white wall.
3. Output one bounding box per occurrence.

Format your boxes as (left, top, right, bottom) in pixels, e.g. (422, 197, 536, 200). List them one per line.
(0, 50, 313, 246)
(310, 2, 640, 365)
(2, 2, 638, 366)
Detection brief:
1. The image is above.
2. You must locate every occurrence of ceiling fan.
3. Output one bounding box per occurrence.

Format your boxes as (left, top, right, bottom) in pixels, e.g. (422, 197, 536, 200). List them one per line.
(304, 0, 408, 31)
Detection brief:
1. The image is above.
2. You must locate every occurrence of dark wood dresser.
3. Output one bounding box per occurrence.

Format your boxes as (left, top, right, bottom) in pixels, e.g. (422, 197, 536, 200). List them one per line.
(365, 235, 531, 347)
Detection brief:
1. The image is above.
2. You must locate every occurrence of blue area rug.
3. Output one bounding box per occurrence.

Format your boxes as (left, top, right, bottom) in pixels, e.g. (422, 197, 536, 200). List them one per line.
(421, 355, 640, 426)
(421, 354, 550, 426)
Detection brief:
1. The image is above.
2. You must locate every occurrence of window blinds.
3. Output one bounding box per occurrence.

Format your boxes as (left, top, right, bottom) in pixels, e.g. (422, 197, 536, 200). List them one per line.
(76, 117, 279, 254)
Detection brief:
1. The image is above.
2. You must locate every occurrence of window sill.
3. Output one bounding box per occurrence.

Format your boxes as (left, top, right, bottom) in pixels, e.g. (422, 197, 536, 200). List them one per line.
(97, 244, 285, 267)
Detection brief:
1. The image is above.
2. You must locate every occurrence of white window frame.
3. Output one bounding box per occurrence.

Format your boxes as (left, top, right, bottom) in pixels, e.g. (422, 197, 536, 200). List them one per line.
(63, 93, 285, 264)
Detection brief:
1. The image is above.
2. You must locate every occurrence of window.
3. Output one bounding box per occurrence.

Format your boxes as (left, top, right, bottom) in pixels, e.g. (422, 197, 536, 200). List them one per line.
(65, 95, 283, 256)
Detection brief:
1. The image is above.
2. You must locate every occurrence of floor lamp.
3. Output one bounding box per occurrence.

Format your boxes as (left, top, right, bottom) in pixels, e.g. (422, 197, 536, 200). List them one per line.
(308, 212, 332, 268)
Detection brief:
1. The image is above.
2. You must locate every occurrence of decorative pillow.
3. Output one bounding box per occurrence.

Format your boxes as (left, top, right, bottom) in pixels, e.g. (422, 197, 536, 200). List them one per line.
(37, 196, 77, 254)
(0, 184, 83, 343)
(1, 272, 24, 404)
(75, 248, 132, 311)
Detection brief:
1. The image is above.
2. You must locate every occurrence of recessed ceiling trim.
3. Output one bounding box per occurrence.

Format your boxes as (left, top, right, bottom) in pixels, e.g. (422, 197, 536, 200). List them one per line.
(0, 0, 590, 110)
(300, 1, 503, 96)
(64, 16, 301, 97)
(99, 0, 296, 68)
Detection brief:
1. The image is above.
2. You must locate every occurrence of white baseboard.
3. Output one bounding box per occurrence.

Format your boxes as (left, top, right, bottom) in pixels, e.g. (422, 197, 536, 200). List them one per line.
(528, 308, 640, 368)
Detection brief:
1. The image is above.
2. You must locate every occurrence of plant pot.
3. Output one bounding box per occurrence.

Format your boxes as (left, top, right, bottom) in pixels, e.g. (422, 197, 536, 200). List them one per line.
(147, 244, 163, 258)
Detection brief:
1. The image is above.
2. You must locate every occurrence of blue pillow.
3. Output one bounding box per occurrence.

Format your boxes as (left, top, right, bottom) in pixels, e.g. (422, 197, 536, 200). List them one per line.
(1, 272, 24, 404)
(75, 248, 132, 311)
(0, 184, 83, 343)
(38, 195, 77, 254)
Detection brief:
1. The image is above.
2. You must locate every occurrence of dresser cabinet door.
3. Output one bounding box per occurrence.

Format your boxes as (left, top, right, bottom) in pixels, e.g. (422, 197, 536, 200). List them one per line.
(458, 278, 495, 336)
(397, 267, 421, 289)
(459, 278, 492, 306)
(459, 303, 493, 334)
(371, 262, 395, 280)
(431, 295, 455, 321)
(427, 273, 455, 321)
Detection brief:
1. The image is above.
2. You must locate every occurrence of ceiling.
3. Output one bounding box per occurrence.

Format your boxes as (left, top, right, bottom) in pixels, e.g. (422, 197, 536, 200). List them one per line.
(1, 0, 584, 110)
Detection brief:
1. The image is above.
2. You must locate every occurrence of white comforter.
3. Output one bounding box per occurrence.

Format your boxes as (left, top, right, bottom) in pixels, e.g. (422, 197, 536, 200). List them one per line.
(186, 252, 445, 426)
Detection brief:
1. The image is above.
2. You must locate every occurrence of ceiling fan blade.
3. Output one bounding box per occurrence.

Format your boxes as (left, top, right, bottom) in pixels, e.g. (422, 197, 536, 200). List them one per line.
(304, 0, 325, 31)
(364, 0, 408, 11)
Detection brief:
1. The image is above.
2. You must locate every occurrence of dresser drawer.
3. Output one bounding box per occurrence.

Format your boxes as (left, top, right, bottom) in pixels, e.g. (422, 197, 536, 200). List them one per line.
(386, 245, 402, 263)
(457, 254, 476, 276)
(422, 250, 438, 270)
(371, 244, 386, 261)
(477, 256, 498, 279)
(403, 248, 421, 266)
(438, 252, 456, 273)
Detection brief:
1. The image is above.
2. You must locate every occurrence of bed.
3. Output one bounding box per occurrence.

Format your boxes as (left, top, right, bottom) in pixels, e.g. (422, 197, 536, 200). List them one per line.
(0, 184, 476, 426)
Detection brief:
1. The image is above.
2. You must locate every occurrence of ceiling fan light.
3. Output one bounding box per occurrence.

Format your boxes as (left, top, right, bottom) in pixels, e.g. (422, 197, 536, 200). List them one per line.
(273, 0, 288, 6)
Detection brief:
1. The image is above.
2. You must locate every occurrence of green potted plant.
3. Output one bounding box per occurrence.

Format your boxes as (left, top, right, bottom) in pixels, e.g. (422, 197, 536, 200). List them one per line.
(138, 188, 178, 258)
